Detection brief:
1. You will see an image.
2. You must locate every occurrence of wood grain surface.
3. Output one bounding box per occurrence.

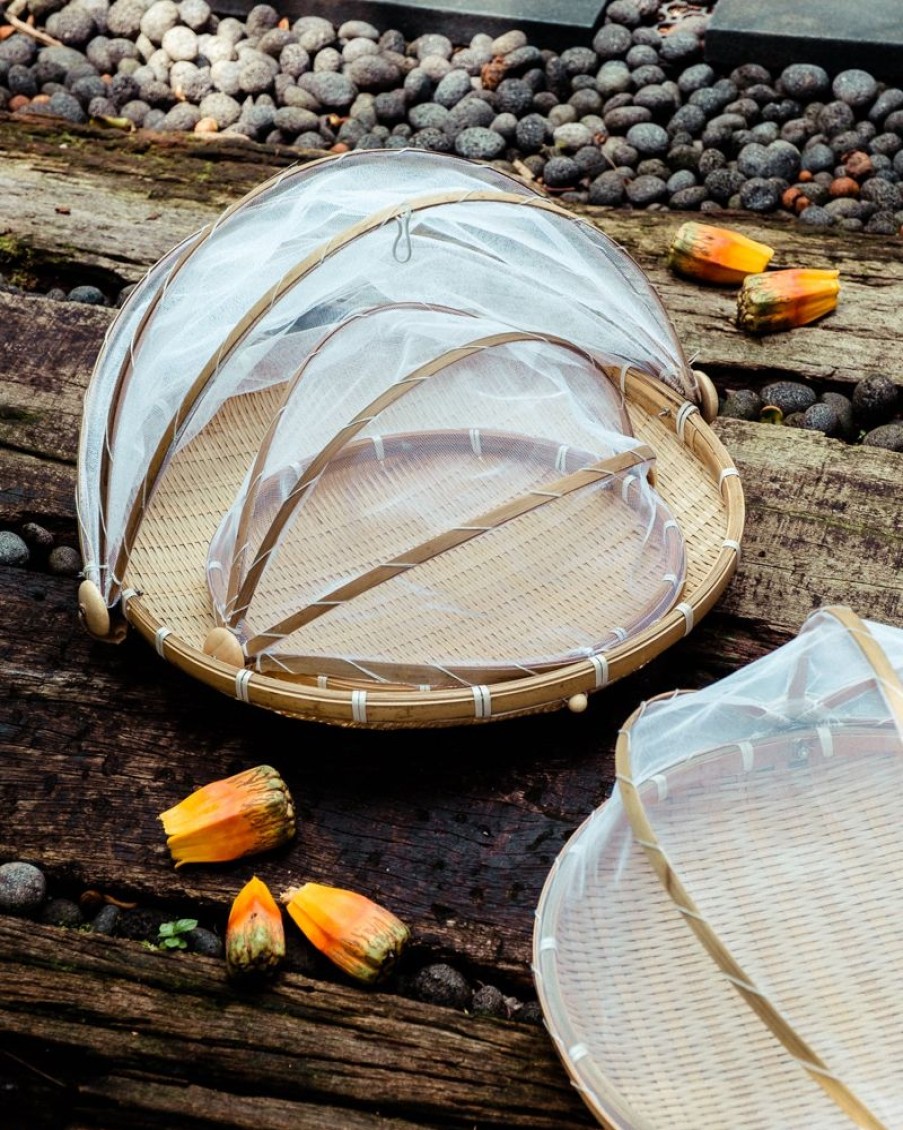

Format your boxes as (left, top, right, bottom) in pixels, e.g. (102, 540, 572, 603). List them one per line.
(1, 113, 902, 1129)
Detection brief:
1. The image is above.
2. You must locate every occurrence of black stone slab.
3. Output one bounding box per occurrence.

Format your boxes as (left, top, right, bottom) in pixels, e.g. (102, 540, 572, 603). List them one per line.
(706, 0, 903, 82)
(211, 0, 608, 50)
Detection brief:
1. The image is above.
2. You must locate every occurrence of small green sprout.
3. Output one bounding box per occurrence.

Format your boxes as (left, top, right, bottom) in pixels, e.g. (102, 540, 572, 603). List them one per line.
(157, 918, 198, 950)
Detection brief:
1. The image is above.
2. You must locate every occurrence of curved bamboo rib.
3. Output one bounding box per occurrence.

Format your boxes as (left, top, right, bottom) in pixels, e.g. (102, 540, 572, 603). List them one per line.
(243, 443, 655, 655)
(224, 301, 486, 611)
(614, 608, 902, 1130)
(110, 188, 683, 601)
(227, 329, 631, 625)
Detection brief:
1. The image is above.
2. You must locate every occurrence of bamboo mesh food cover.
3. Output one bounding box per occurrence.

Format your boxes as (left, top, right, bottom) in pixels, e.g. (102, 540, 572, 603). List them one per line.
(75, 149, 742, 727)
(534, 606, 903, 1129)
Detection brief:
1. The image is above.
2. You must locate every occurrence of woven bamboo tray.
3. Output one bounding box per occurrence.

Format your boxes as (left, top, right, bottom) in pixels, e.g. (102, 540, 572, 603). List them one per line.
(107, 364, 742, 728)
(534, 607, 903, 1128)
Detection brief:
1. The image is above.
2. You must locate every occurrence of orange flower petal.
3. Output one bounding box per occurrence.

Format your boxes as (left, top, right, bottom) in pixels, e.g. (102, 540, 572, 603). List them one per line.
(226, 876, 285, 978)
(737, 268, 840, 334)
(282, 883, 409, 984)
(668, 222, 775, 285)
(159, 765, 295, 867)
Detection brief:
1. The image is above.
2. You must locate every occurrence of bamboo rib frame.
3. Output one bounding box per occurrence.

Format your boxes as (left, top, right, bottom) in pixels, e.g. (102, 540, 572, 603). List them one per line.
(120, 365, 743, 727)
(103, 184, 700, 604)
(534, 605, 903, 1128)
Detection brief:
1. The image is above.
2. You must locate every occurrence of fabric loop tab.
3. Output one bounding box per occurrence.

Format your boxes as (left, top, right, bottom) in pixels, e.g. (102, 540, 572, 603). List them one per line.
(154, 626, 173, 656)
(719, 467, 740, 490)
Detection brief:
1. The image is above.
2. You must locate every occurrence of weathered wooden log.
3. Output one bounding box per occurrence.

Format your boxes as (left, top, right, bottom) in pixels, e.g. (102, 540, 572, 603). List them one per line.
(2, 118, 903, 1129)
(0, 916, 594, 1129)
(2, 114, 902, 390)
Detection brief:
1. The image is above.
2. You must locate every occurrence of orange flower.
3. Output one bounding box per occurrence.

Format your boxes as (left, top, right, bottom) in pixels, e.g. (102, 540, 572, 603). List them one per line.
(159, 765, 295, 867)
(737, 269, 840, 334)
(282, 883, 409, 984)
(668, 222, 774, 284)
(226, 876, 285, 978)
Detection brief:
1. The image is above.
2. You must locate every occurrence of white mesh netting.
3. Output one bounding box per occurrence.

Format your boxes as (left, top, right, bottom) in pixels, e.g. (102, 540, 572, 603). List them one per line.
(535, 608, 903, 1129)
(77, 148, 708, 691)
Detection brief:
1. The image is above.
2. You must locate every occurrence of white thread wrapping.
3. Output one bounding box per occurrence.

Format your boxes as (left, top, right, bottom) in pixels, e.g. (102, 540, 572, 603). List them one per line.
(653, 773, 668, 801)
(351, 690, 368, 723)
(719, 466, 740, 488)
(663, 519, 679, 535)
(539, 936, 558, 952)
(619, 361, 629, 395)
(372, 436, 385, 461)
(676, 402, 698, 441)
(419, 684, 431, 692)
(723, 538, 741, 554)
(611, 626, 628, 643)
(555, 444, 569, 473)
(472, 684, 492, 718)
(740, 741, 755, 772)
(663, 572, 678, 584)
(569, 1044, 590, 1063)
(121, 587, 138, 614)
(817, 725, 834, 758)
(469, 427, 482, 456)
(621, 473, 637, 502)
(154, 627, 172, 656)
(677, 601, 694, 635)
(235, 668, 252, 703)
(317, 675, 328, 689)
(590, 654, 609, 688)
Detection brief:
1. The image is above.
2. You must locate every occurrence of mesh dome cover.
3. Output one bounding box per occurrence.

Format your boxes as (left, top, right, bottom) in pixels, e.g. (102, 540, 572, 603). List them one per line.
(76, 150, 742, 725)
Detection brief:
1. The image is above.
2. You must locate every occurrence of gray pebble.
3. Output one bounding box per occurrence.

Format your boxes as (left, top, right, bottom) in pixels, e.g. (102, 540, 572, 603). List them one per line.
(410, 126, 451, 151)
(862, 423, 903, 451)
(178, 0, 209, 31)
(553, 121, 592, 150)
(293, 15, 335, 54)
(46, 6, 97, 47)
(658, 31, 699, 65)
(490, 29, 526, 56)
(143, 107, 166, 128)
(21, 522, 53, 549)
(625, 121, 668, 155)
(798, 203, 834, 227)
(852, 374, 899, 428)
(408, 100, 446, 130)
(514, 111, 549, 152)
(160, 100, 201, 129)
(861, 178, 900, 210)
(120, 98, 151, 124)
(342, 36, 378, 63)
(91, 903, 122, 935)
(297, 70, 356, 108)
(801, 402, 840, 436)
(417, 53, 451, 82)
(705, 167, 745, 203)
(211, 58, 241, 94)
(414, 32, 452, 61)
(818, 100, 855, 137)
(187, 926, 224, 956)
(720, 389, 763, 421)
(495, 76, 532, 116)
(139, 0, 178, 46)
(593, 23, 632, 60)
(542, 154, 580, 187)
(560, 45, 597, 76)
(239, 57, 275, 95)
(596, 59, 631, 98)
(865, 211, 899, 235)
(471, 983, 510, 1018)
(820, 391, 856, 440)
(39, 897, 85, 928)
(245, 3, 277, 35)
(589, 169, 627, 205)
(199, 89, 241, 126)
(547, 103, 576, 127)
(0, 861, 46, 914)
(412, 963, 471, 1009)
(761, 381, 817, 415)
(832, 68, 877, 109)
(502, 44, 542, 72)
(312, 46, 341, 73)
(162, 25, 198, 63)
(516, 1000, 544, 1025)
(339, 19, 379, 41)
(0, 33, 38, 66)
(47, 545, 82, 574)
(454, 125, 505, 160)
(677, 62, 714, 95)
(667, 103, 706, 136)
(345, 54, 401, 92)
(433, 68, 471, 108)
(870, 87, 903, 124)
(779, 63, 829, 101)
(0, 531, 29, 566)
(625, 173, 667, 205)
(374, 87, 406, 123)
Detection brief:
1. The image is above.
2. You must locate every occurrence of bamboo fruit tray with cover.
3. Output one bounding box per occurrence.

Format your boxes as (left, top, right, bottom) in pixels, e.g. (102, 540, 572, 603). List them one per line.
(76, 150, 743, 727)
(534, 606, 903, 1129)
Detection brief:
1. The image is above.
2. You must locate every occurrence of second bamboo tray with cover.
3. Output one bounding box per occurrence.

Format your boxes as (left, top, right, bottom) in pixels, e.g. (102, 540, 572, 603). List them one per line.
(76, 150, 743, 727)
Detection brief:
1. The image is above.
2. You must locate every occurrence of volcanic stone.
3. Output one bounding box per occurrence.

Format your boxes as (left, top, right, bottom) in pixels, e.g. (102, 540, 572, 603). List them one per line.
(832, 68, 877, 108)
(625, 173, 667, 205)
(862, 423, 903, 451)
(0, 862, 46, 914)
(454, 125, 505, 159)
(739, 176, 780, 211)
(720, 389, 763, 420)
(588, 169, 626, 204)
(626, 120, 668, 155)
(593, 23, 632, 60)
(761, 381, 817, 415)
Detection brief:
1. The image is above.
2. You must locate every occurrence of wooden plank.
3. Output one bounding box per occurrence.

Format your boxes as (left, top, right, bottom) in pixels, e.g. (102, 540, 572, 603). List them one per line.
(2, 116, 901, 392)
(0, 917, 593, 1130)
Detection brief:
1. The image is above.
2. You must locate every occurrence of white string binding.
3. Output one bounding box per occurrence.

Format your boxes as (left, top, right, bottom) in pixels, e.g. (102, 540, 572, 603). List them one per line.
(154, 627, 172, 656)
(469, 428, 482, 456)
(351, 690, 368, 724)
(719, 467, 740, 490)
(590, 654, 609, 688)
(676, 402, 698, 441)
(539, 936, 557, 952)
(235, 668, 252, 703)
(472, 684, 492, 718)
(817, 725, 834, 758)
(121, 587, 138, 614)
(739, 741, 755, 772)
(317, 675, 328, 689)
(652, 773, 669, 801)
(676, 601, 694, 635)
(555, 444, 569, 473)
(372, 436, 385, 461)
